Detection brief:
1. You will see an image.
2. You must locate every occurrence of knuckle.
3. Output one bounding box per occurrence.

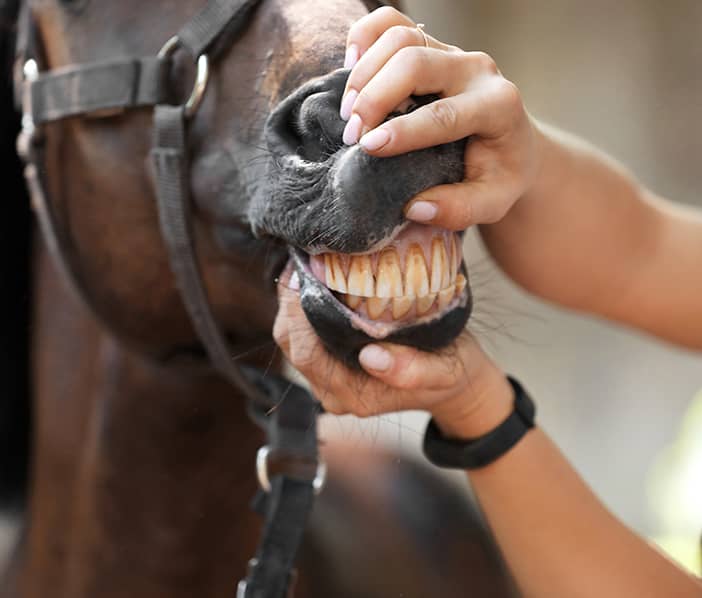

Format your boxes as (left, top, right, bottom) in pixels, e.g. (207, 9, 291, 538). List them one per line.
(272, 320, 287, 346)
(497, 79, 522, 111)
(398, 45, 425, 68)
(384, 24, 417, 48)
(374, 5, 403, 21)
(426, 100, 458, 131)
(353, 89, 387, 122)
(468, 51, 498, 74)
(321, 401, 346, 416)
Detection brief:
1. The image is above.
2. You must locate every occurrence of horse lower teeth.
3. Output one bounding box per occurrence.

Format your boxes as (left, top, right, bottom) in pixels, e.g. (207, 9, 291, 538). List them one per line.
(339, 274, 466, 321)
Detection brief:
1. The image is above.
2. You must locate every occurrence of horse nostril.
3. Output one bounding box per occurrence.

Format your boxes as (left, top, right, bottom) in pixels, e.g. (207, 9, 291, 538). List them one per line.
(295, 93, 345, 161)
(265, 69, 349, 163)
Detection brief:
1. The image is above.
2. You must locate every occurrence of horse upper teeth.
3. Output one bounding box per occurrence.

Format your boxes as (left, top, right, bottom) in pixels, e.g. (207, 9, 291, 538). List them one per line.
(325, 254, 347, 293)
(430, 237, 448, 293)
(375, 248, 404, 298)
(347, 255, 375, 297)
(404, 244, 430, 298)
(320, 235, 465, 320)
(449, 236, 459, 284)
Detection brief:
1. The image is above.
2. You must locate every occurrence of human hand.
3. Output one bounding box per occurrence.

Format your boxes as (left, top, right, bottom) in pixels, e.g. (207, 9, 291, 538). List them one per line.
(273, 267, 514, 439)
(340, 7, 543, 230)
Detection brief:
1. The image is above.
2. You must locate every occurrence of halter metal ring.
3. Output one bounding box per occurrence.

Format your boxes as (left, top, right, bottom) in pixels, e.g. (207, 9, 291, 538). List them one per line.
(256, 445, 327, 495)
(157, 36, 209, 118)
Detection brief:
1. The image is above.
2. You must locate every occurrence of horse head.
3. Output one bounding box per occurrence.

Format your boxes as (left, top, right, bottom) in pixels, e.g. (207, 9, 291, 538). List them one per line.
(26, 0, 470, 367)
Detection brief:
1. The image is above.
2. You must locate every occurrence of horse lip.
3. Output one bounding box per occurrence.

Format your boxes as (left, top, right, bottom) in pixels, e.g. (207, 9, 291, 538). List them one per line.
(289, 248, 472, 367)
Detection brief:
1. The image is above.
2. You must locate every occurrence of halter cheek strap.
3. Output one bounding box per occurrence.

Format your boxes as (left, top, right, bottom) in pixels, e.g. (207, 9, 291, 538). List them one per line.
(14, 1, 326, 596)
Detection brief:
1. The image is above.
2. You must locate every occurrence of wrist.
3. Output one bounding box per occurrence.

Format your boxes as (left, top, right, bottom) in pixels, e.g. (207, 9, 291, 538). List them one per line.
(429, 365, 514, 440)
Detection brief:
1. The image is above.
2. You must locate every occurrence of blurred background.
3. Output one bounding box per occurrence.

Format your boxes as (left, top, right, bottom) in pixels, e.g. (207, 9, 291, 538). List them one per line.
(323, 0, 702, 575)
(2, 0, 701, 579)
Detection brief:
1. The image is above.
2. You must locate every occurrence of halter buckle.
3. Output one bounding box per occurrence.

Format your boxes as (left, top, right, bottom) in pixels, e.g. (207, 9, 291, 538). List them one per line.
(256, 445, 327, 495)
(157, 36, 209, 118)
(16, 58, 39, 160)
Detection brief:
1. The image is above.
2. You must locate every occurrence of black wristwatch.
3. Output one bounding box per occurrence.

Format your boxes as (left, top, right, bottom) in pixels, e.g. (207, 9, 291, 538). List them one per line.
(422, 376, 536, 470)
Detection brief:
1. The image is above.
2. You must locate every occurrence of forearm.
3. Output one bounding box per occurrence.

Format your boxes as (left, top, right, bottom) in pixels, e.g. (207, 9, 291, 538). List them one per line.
(430, 371, 702, 598)
(468, 427, 702, 598)
(480, 122, 702, 349)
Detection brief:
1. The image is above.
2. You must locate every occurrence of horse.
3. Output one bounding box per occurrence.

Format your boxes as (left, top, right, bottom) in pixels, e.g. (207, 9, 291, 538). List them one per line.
(0, 0, 517, 596)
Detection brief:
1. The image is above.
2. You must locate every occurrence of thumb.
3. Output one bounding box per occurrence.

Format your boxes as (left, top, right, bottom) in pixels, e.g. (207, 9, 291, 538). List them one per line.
(404, 180, 513, 229)
(358, 342, 464, 392)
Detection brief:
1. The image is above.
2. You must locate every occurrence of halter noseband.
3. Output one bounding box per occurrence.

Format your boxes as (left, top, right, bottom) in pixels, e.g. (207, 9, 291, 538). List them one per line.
(14, 1, 326, 596)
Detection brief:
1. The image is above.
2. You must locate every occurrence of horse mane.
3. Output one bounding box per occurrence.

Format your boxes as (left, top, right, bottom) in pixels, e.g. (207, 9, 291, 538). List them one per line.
(0, 0, 32, 510)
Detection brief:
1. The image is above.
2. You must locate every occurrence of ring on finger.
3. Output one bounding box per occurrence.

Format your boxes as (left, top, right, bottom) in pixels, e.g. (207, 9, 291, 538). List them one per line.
(416, 23, 430, 48)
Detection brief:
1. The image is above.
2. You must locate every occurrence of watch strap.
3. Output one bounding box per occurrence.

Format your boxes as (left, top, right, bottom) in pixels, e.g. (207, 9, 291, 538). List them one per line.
(422, 376, 536, 469)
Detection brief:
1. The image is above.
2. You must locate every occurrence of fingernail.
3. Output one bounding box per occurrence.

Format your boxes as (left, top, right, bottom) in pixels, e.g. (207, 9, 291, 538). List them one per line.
(342, 113, 363, 145)
(339, 89, 358, 121)
(344, 44, 359, 69)
(359, 344, 393, 372)
(289, 271, 300, 290)
(359, 128, 390, 152)
(405, 200, 438, 222)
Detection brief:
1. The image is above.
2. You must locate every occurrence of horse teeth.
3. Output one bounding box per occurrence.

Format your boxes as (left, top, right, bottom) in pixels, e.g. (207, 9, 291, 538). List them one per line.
(416, 293, 437, 316)
(392, 296, 413, 319)
(366, 297, 390, 319)
(430, 237, 449, 293)
(404, 244, 429, 297)
(452, 236, 463, 280)
(375, 248, 403, 298)
(348, 255, 374, 297)
(324, 254, 347, 293)
(455, 273, 467, 295)
(438, 285, 455, 311)
(345, 294, 362, 309)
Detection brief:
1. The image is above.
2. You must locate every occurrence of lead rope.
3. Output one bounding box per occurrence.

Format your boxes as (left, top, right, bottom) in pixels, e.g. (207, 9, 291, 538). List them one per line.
(15, 1, 325, 596)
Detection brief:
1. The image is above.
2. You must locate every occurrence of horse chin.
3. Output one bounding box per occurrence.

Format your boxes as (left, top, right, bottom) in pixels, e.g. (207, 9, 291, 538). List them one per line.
(288, 222, 472, 368)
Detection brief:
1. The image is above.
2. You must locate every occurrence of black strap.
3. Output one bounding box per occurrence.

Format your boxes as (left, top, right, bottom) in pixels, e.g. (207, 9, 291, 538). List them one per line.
(176, 0, 262, 59)
(18, 0, 263, 125)
(150, 103, 268, 404)
(241, 371, 323, 598)
(31, 57, 169, 124)
(243, 477, 314, 598)
(423, 377, 536, 470)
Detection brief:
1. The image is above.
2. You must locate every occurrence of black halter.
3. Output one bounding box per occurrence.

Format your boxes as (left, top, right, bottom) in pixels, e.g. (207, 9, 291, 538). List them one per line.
(13, 1, 329, 596)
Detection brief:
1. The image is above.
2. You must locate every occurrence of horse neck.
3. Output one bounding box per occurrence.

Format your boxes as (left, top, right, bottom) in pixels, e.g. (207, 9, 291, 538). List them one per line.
(22, 244, 268, 597)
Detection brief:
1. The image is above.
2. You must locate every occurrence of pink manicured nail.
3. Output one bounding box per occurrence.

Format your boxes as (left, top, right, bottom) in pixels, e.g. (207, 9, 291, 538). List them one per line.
(289, 271, 300, 290)
(359, 344, 393, 372)
(344, 44, 359, 69)
(342, 113, 363, 145)
(339, 89, 358, 121)
(406, 200, 438, 222)
(359, 128, 390, 151)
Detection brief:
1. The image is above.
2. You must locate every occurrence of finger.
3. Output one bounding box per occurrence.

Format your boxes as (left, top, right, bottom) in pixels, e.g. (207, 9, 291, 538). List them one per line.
(342, 25, 452, 118)
(345, 6, 415, 68)
(404, 178, 518, 229)
(358, 338, 480, 392)
(346, 48, 474, 143)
